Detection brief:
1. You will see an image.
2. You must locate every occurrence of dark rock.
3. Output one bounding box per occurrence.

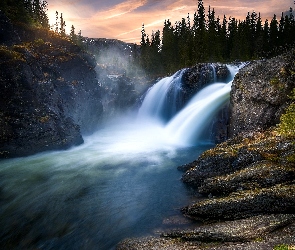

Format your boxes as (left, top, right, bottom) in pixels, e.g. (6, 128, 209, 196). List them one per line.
(182, 184, 295, 221)
(181, 154, 237, 187)
(0, 29, 103, 158)
(181, 63, 231, 104)
(0, 10, 20, 46)
(98, 74, 139, 119)
(198, 161, 295, 195)
(163, 214, 295, 242)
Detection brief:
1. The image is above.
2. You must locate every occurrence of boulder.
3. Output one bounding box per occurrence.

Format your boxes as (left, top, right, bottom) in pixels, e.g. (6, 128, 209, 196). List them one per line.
(229, 53, 295, 137)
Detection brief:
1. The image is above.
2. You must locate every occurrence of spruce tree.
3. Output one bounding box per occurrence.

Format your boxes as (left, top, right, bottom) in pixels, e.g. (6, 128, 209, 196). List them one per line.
(59, 13, 66, 36)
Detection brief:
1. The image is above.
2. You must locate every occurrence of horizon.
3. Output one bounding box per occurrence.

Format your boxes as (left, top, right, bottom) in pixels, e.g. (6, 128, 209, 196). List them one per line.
(46, 0, 294, 44)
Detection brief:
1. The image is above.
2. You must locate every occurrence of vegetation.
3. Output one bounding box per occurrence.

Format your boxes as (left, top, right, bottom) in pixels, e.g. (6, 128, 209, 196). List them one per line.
(139, 0, 295, 75)
(273, 244, 293, 250)
(0, 0, 49, 28)
(278, 88, 295, 137)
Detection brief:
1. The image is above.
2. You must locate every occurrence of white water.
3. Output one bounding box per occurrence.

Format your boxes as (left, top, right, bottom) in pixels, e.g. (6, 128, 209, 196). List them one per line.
(137, 69, 185, 123)
(137, 64, 241, 147)
(163, 64, 241, 146)
(165, 82, 232, 146)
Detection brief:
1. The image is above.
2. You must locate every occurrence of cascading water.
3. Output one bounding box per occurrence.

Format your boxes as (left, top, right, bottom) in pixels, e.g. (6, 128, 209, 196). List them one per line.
(165, 82, 232, 146)
(164, 64, 241, 146)
(137, 69, 186, 123)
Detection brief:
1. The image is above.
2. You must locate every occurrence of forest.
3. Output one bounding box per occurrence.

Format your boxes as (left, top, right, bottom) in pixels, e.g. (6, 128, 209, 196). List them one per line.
(139, 0, 295, 75)
(1, 0, 295, 77)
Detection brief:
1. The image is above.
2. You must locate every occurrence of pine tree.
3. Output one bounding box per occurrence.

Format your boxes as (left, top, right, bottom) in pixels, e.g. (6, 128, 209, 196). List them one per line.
(59, 13, 66, 36)
(55, 11, 59, 33)
(140, 23, 147, 46)
(70, 25, 76, 40)
(220, 15, 229, 60)
(262, 19, 270, 55)
(269, 14, 279, 54)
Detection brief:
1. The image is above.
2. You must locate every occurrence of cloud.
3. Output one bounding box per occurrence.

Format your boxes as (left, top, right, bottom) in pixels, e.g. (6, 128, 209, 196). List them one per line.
(46, 0, 294, 43)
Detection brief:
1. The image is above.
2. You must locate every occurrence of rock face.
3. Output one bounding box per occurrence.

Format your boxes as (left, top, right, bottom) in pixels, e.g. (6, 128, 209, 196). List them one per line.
(95, 69, 141, 119)
(229, 55, 295, 137)
(181, 130, 295, 218)
(0, 13, 104, 158)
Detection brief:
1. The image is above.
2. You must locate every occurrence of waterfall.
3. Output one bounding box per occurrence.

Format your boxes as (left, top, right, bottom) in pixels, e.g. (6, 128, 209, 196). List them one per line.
(137, 69, 186, 123)
(137, 64, 242, 147)
(164, 64, 241, 146)
(210, 63, 217, 82)
(165, 82, 232, 146)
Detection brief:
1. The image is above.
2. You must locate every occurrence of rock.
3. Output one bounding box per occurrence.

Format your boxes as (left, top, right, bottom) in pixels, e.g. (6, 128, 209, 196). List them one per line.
(98, 74, 139, 119)
(182, 130, 294, 189)
(229, 53, 295, 137)
(163, 214, 295, 242)
(0, 25, 103, 157)
(198, 161, 295, 195)
(181, 63, 230, 103)
(182, 184, 295, 221)
(117, 216, 295, 250)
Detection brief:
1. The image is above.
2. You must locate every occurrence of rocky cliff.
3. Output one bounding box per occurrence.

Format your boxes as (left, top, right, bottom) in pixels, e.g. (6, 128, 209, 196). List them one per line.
(0, 11, 104, 158)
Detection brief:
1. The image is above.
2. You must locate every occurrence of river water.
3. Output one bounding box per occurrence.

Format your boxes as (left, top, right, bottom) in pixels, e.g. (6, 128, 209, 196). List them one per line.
(0, 118, 211, 249)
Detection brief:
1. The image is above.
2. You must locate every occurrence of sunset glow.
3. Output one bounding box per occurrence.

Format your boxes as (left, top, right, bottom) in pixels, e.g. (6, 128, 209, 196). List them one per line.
(46, 0, 294, 43)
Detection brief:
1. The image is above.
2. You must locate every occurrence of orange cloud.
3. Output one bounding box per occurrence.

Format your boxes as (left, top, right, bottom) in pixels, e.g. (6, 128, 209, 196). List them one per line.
(47, 0, 294, 44)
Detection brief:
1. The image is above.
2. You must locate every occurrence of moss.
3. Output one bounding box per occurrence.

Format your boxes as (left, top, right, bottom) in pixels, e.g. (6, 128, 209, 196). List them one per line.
(39, 116, 49, 123)
(33, 38, 45, 46)
(287, 154, 295, 164)
(270, 77, 285, 91)
(0, 46, 24, 62)
(273, 244, 291, 250)
(278, 103, 295, 137)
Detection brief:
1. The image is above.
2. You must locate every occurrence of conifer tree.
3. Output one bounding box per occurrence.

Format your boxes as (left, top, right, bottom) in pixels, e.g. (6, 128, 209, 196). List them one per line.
(70, 25, 76, 40)
(59, 13, 66, 36)
(269, 14, 279, 54)
(55, 11, 59, 33)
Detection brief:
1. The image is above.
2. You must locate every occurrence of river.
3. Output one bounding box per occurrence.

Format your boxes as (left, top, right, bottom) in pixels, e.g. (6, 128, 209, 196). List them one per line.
(0, 118, 211, 249)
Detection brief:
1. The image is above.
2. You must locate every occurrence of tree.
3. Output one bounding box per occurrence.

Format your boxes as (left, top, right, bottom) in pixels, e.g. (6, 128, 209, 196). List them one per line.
(269, 14, 279, 53)
(0, 0, 49, 28)
(140, 23, 147, 46)
(55, 11, 59, 33)
(59, 13, 66, 36)
(70, 25, 76, 40)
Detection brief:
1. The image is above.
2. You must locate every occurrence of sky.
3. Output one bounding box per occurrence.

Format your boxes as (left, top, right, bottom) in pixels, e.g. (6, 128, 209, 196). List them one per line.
(46, 0, 294, 44)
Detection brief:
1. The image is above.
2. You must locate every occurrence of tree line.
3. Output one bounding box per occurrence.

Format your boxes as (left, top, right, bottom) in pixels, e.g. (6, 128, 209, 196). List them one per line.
(139, 0, 295, 75)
